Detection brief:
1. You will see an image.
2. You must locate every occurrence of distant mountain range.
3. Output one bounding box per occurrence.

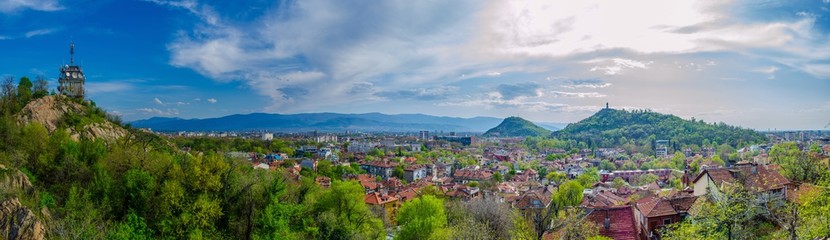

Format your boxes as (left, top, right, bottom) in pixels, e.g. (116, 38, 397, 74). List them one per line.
(484, 117, 552, 137)
(131, 112, 568, 133)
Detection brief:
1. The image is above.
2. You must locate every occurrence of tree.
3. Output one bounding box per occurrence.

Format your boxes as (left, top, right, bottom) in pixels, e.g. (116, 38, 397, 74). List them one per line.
(553, 181, 584, 208)
(621, 161, 637, 170)
(393, 165, 405, 180)
(670, 152, 686, 170)
(799, 178, 830, 238)
(315, 180, 384, 240)
(575, 168, 599, 187)
(493, 172, 503, 182)
(33, 75, 49, 98)
(16, 76, 32, 104)
(546, 172, 567, 185)
(599, 160, 616, 171)
(769, 142, 826, 183)
(635, 174, 659, 186)
(612, 177, 627, 188)
(397, 195, 449, 240)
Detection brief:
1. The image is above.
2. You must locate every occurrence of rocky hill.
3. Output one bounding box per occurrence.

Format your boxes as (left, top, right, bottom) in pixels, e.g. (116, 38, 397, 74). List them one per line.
(484, 116, 552, 137)
(16, 95, 127, 142)
(0, 165, 47, 240)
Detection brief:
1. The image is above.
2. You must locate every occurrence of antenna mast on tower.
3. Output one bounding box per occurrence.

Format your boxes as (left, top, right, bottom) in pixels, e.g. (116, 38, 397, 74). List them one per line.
(70, 42, 75, 65)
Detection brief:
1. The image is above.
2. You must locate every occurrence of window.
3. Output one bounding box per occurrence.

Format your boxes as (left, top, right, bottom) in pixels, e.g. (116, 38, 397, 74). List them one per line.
(663, 218, 671, 225)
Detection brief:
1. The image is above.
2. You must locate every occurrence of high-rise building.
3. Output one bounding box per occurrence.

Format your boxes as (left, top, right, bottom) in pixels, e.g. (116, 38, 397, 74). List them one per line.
(419, 130, 430, 140)
(58, 42, 85, 99)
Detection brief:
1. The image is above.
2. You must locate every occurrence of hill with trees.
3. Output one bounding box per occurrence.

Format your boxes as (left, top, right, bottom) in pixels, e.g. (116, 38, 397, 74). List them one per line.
(484, 116, 552, 137)
(552, 108, 767, 149)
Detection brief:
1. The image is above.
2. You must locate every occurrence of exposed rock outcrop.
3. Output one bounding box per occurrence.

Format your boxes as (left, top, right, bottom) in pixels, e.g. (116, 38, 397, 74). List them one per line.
(17, 95, 128, 142)
(17, 95, 82, 132)
(0, 165, 45, 240)
(0, 166, 34, 197)
(0, 198, 46, 240)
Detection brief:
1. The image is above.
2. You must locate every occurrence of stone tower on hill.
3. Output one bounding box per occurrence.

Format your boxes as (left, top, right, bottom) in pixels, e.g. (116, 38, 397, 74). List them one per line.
(58, 42, 85, 99)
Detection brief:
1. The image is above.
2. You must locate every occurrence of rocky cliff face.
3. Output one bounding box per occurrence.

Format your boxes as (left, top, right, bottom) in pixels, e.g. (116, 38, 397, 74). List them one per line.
(0, 165, 46, 240)
(17, 95, 128, 142)
(0, 198, 46, 240)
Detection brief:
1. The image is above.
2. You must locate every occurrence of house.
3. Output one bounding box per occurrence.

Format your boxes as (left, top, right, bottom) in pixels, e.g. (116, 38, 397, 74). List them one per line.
(316, 176, 331, 188)
(633, 194, 697, 239)
(429, 163, 453, 177)
(403, 165, 427, 183)
(453, 167, 494, 183)
(300, 159, 317, 171)
(364, 192, 399, 218)
(692, 163, 790, 199)
(360, 160, 399, 179)
(582, 189, 628, 208)
(511, 190, 552, 218)
(585, 206, 638, 240)
(445, 184, 481, 201)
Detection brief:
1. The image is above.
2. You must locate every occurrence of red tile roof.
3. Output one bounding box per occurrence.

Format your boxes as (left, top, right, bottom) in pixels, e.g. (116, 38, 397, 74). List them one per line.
(585, 206, 638, 240)
(636, 195, 697, 218)
(453, 168, 494, 180)
(364, 192, 397, 205)
(693, 164, 790, 192)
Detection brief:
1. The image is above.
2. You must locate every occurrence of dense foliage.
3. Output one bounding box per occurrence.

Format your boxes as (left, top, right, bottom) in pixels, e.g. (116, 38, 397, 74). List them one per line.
(484, 116, 552, 137)
(552, 108, 766, 150)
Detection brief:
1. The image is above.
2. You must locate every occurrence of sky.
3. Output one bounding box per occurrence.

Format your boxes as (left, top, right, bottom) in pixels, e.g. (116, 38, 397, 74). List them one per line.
(1, 0, 829, 130)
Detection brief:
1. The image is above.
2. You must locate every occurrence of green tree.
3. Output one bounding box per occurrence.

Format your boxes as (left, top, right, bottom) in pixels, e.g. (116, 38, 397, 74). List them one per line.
(16, 76, 32, 104)
(635, 174, 659, 186)
(553, 181, 584, 209)
(315, 180, 384, 240)
(612, 177, 627, 188)
(599, 160, 616, 171)
(396, 195, 449, 240)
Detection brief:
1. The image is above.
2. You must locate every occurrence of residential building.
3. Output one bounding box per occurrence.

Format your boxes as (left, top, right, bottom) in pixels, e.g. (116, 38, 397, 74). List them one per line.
(261, 133, 273, 141)
(360, 161, 399, 179)
(634, 194, 697, 239)
(692, 163, 790, 199)
(300, 159, 317, 171)
(403, 165, 427, 183)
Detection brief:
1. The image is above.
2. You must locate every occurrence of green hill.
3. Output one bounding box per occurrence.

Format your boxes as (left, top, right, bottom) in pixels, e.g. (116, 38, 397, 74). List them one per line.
(484, 116, 552, 137)
(552, 108, 766, 148)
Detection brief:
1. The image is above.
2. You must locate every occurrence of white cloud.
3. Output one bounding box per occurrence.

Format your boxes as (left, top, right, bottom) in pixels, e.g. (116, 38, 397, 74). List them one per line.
(154, 98, 165, 105)
(550, 91, 606, 98)
(24, 28, 57, 38)
(149, 0, 830, 125)
(207, 98, 217, 103)
(0, 0, 62, 13)
(587, 58, 652, 75)
(755, 66, 779, 74)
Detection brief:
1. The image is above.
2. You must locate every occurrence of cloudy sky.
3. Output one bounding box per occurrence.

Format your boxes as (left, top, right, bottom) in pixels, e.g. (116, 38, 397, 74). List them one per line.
(1, 0, 829, 130)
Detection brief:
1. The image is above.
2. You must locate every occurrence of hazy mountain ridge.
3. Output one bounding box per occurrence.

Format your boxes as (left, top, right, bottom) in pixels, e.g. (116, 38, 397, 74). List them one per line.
(131, 112, 512, 132)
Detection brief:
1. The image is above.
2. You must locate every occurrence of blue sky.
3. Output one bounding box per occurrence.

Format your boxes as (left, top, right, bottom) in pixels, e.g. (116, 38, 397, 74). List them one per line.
(1, 0, 829, 130)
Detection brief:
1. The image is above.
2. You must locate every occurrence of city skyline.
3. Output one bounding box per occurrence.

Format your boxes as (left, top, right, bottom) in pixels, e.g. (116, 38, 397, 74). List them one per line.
(2, 0, 829, 130)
